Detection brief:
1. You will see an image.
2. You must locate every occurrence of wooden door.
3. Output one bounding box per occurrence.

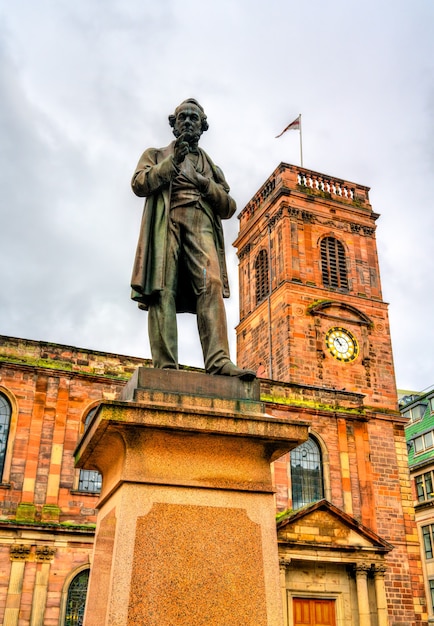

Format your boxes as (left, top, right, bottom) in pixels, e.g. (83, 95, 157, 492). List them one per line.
(293, 598, 336, 626)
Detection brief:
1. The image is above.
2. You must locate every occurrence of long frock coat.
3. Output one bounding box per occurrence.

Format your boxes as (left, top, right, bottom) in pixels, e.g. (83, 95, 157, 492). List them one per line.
(130, 141, 236, 313)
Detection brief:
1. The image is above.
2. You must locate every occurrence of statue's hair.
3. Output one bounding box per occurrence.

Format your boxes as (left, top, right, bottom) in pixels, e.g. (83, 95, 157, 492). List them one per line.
(168, 98, 209, 133)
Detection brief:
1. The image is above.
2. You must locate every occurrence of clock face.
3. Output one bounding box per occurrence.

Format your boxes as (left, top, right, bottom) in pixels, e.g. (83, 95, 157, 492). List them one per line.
(325, 327, 359, 362)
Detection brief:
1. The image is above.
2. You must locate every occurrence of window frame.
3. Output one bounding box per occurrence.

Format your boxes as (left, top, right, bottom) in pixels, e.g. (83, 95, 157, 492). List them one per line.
(413, 431, 434, 456)
(415, 471, 434, 502)
(0, 394, 12, 479)
(77, 469, 102, 494)
(422, 524, 434, 560)
(403, 402, 427, 422)
(290, 436, 324, 510)
(429, 579, 434, 612)
(59, 565, 90, 626)
(413, 403, 427, 421)
(75, 406, 102, 494)
(0, 388, 19, 485)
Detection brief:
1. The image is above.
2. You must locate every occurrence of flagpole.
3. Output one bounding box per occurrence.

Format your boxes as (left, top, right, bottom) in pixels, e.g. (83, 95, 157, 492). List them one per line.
(299, 113, 303, 167)
(275, 114, 303, 166)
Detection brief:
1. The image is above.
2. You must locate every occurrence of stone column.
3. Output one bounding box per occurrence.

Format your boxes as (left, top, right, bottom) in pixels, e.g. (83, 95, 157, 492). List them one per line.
(76, 369, 309, 626)
(30, 546, 57, 626)
(373, 565, 388, 626)
(355, 562, 372, 626)
(279, 557, 291, 626)
(4, 545, 31, 626)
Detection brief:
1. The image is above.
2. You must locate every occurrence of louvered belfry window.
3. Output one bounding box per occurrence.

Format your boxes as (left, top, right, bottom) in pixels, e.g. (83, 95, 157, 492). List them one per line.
(255, 249, 269, 304)
(320, 237, 348, 290)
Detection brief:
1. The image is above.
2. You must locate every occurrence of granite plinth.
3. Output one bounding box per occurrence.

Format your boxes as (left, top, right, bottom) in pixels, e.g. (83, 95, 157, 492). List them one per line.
(77, 371, 309, 626)
(119, 366, 260, 401)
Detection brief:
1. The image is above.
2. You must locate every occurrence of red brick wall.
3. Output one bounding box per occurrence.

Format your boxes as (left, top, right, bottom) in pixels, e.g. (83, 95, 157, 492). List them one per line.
(0, 363, 132, 522)
(0, 336, 144, 625)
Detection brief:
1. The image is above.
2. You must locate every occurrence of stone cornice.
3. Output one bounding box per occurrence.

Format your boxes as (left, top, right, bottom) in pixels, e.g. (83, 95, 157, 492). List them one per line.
(0, 520, 96, 535)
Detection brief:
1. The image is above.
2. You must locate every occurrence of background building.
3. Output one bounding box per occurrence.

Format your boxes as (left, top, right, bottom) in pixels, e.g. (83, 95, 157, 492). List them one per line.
(402, 387, 434, 625)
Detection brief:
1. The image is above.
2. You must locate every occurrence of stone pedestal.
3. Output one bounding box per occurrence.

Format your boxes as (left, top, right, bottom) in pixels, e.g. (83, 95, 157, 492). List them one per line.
(75, 368, 309, 626)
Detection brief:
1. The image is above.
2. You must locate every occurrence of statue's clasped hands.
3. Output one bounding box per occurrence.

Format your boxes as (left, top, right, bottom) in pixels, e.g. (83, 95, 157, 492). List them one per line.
(173, 134, 210, 194)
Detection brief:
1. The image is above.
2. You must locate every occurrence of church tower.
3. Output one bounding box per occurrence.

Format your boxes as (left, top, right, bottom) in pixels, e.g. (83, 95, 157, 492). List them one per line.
(234, 163, 427, 625)
(234, 162, 396, 411)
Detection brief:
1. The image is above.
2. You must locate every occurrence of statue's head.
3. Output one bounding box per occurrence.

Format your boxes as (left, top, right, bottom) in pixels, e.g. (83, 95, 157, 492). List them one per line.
(168, 98, 209, 140)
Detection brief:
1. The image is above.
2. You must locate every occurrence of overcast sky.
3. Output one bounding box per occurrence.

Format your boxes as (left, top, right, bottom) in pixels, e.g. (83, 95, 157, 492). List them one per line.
(1, 0, 433, 392)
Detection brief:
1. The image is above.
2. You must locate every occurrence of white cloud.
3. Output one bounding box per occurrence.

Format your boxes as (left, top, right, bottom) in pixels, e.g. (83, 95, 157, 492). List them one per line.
(0, 0, 433, 389)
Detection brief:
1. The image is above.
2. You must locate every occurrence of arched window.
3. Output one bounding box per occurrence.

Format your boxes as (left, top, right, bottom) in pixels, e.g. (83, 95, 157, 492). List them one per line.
(78, 408, 102, 493)
(290, 437, 324, 509)
(255, 249, 269, 304)
(64, 568, 89, 626)
(320, 237, 348, 290)
(0, 394, 12, 480)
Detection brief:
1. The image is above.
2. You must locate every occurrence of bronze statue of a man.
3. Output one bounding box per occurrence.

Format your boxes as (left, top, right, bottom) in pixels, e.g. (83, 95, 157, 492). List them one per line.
(131, 98, 255, 380)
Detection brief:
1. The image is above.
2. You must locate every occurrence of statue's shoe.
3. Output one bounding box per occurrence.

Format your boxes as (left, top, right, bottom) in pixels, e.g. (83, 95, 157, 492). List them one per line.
(217, 362, 256, 381)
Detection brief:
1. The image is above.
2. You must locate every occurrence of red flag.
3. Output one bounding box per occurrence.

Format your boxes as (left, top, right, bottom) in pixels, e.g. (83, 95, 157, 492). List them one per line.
(275, 115, 300, 138)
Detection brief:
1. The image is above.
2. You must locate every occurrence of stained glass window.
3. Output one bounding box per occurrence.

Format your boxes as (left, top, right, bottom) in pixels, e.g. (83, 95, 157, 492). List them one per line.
(0, 394, 11, 479)
(64, 569, 89, 626)
(290, 437, 324, 509)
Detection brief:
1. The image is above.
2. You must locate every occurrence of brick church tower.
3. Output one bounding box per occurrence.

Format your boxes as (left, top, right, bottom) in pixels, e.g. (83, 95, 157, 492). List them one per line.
(234, 163, 427, 625)
(234, 162, 396, 409)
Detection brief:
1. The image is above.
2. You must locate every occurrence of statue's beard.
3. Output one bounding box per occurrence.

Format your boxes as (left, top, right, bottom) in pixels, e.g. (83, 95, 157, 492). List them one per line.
(175, 130, 201, 146)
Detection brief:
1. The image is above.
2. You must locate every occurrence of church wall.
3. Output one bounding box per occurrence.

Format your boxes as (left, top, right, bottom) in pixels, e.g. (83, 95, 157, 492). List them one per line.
(0, 336, 143, 626)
